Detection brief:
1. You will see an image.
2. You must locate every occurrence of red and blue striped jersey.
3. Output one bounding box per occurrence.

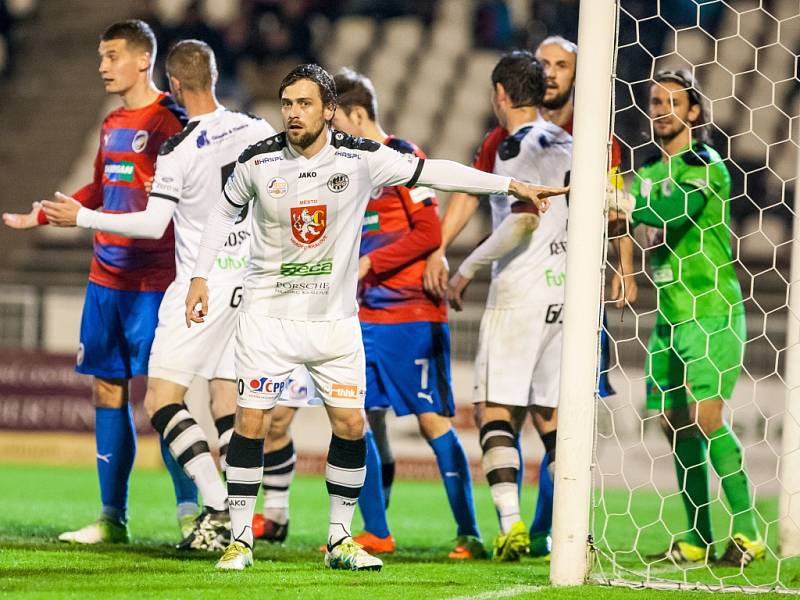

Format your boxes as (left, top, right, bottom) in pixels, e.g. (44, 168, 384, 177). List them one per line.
(41, 93, 185, 291)
(358, 136, 447, 324)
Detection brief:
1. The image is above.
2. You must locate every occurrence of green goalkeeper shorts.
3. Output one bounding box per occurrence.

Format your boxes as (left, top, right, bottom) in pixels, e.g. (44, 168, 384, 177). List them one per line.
(645, 312, 746, 410)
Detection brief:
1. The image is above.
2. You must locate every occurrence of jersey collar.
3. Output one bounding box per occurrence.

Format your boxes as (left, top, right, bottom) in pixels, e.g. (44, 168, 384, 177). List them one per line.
(188, 105, 226, 123)
(508, 116, 544, 136)
(285, 128, 332, 160)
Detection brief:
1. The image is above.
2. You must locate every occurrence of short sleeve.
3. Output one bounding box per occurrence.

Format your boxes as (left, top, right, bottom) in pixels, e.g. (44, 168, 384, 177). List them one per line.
(223, 160, 254, 207)
(368, 144, 423, 190)
(150, 152, 183, 203)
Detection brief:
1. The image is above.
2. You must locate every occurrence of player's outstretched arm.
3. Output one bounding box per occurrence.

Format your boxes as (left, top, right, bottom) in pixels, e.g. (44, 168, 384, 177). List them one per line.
(447, 210, 540, 311)
(415, 159, 568, 213)
(43, 192, 175, 238)
(3, 201, 44, 229)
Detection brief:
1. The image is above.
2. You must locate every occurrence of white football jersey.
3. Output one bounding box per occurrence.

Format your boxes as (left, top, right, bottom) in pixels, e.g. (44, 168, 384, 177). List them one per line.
(487, 117, 572, 308)
(150, 107, 275, 285)
(222, 129, 423, 320)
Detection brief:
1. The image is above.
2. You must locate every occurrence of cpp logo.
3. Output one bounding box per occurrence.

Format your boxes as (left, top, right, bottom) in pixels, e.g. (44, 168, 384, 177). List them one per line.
(242, 377, 286, 395)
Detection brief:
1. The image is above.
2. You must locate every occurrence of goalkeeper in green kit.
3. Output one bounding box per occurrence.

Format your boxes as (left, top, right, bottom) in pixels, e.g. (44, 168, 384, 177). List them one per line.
(611, 69, 764, 567)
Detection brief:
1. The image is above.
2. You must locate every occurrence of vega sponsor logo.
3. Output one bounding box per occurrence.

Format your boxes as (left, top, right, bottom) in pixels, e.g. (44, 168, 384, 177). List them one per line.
(104, 161, 136, 182)
(331, 383, 360, 401)
(362, 211, 380, 232)
(280, 258, 333, 277)
(545, 269, 566, 287)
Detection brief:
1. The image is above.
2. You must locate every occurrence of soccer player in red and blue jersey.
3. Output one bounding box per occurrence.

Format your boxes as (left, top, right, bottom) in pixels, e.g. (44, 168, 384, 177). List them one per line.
(3, 20, 198, 543)
(329, 68, 484, 559)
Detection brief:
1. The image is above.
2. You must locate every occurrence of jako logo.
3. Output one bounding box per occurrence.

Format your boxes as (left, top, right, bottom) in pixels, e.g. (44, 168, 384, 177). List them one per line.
(249, 377, 286, 394)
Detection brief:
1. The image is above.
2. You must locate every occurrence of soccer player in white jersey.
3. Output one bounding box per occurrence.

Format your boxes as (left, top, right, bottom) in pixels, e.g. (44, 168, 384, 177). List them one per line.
(184, 63, 566, 572)
(41, 40, 275, 551)
(445, 51, 572, 562)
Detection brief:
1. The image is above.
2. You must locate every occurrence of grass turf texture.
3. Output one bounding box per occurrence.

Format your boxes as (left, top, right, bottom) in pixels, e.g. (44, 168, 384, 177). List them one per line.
(0, 464, 797, 599)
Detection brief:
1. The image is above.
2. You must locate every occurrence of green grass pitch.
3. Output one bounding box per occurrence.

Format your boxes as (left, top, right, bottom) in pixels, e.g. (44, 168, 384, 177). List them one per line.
(0, 463, 797, 598)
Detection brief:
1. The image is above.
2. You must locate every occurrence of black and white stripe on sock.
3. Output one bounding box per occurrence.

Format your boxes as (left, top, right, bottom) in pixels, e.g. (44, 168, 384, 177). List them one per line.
(326, 435, 366, 547)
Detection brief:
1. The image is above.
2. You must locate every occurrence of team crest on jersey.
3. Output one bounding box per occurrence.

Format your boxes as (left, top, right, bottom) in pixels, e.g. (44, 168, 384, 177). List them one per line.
(132, 130, 149, 153)
(268, 177, 288, 198)
(291, 205, 327, 246)
(327, 173, 349, 193)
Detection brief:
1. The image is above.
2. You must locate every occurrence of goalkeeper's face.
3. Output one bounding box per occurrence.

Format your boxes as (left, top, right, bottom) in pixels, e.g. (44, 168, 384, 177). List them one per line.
(98, 39, 150, 95)
(650, 81, 699, 143)
(281, 79, 335, 149)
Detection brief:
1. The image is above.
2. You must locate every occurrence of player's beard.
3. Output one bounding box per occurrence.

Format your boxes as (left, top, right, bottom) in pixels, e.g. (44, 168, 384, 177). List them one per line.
(542, 82, 574, 110)
(291, 122, 325, 149)
(653, 118, 685, 145)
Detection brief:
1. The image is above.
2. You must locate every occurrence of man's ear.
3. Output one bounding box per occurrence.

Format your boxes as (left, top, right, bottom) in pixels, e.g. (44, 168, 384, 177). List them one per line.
(323, 102, 335, 122)
(138, 51, 152, 73)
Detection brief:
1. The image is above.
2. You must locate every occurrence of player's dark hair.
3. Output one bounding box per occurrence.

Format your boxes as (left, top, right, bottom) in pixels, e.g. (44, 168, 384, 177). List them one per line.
(491, 50, 545, 108)
(654, 69, 710, 143)
(166, 39, 217, 92)
(333, 68, 378, 121)
(278, 63, 337, 108)
(101, 19, 157, 58)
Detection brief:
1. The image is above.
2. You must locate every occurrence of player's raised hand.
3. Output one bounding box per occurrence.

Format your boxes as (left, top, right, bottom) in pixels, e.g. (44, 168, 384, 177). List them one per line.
(508, 180, 569, 214)
(3, 201, 43, 229)
(185, 277, 209, 327)
(610, 271, 638, 308)
(447, 272, 472, 312)
(423, 249, 449, 299)
(41, 192, 81, 227)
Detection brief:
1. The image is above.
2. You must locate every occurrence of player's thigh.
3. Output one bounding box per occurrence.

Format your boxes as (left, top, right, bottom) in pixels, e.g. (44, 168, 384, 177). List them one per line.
(474, 307, 540, 407)
(682, 314, 745, 403)
(370, 321, 455, 418)
(361, 322, 391, 412)
(150, 283, 239, 386)
(530, 320, 563, 411)
(119, 288, 166, 378)
(305, 317, 366, 410)
(645, 321, 687, 411)
(235, 313, 297, 410)
(77, 283, 130, 379)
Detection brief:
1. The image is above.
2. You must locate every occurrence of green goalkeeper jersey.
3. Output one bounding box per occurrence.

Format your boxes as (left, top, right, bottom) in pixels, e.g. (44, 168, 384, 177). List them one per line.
(630, 142, 744, 324)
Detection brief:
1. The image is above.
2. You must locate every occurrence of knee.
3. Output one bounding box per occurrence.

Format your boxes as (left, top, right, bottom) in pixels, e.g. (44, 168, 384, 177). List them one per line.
(235, 406, 270, 439)
(418, 413, 450, 441)
(332, 410, 364, 440)
(94, 378, 127, 409)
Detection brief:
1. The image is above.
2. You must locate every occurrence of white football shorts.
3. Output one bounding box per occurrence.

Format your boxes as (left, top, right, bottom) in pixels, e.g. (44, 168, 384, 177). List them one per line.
(149, 281, 241, 387)
(473, 304, 563, 408)
(236, 313, 366, 410)
(278, 365, 323, 408)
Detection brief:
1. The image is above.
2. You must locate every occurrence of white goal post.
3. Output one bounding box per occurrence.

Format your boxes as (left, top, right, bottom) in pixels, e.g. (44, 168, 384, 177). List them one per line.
(551, 0, 800, 590)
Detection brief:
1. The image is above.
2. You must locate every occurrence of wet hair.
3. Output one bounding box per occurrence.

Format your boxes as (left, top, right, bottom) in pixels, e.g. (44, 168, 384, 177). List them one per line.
(101, 20, 156, 57)
(166, 39, 217, 92)
(653, 69, 710, 143)
(333, 67, 378, 121)
(491, 50, 545, 108)
(278, 63, 337, 107)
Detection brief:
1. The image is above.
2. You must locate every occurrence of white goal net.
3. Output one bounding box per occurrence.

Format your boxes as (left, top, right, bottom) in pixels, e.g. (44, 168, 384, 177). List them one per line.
(584, 0, 800, 592)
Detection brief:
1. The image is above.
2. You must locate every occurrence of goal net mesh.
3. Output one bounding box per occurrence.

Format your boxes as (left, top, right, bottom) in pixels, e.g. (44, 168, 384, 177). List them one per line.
(593, 0, 800, 591)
